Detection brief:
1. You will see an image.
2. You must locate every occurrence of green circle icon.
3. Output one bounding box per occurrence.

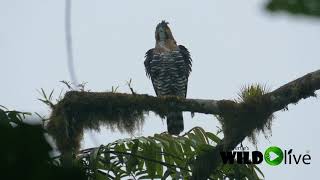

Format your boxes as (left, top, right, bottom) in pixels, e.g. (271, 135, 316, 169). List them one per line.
(264, 146, 284, 166)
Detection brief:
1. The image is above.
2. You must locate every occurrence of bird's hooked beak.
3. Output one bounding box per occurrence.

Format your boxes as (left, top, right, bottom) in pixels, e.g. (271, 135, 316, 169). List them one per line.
(158, 27, 166, 41)
(155, 20, 173, 42)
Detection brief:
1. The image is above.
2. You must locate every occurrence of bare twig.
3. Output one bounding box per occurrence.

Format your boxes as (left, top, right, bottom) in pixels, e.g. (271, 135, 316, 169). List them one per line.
(126, 78, 136, 95)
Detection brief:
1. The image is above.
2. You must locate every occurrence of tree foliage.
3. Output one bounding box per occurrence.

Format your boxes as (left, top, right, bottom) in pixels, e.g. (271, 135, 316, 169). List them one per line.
(266, 0, 320, 17)
(72, 127, 263, 180)
(0, 105, 263, 179)
(44, 68, 320, 180)
(0, 106, 86, 180)
(1, 1, 319, 179)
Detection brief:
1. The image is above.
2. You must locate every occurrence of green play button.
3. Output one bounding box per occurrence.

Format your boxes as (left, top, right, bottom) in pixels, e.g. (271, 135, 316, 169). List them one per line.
(264, 146, 284, 166)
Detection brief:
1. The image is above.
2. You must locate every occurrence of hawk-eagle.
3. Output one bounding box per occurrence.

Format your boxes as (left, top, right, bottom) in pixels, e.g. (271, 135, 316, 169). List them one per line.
(144, 21, 192, 135)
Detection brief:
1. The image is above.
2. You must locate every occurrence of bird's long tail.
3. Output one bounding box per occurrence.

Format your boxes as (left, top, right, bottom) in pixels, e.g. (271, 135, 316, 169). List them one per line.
(167, 112, 184, 135)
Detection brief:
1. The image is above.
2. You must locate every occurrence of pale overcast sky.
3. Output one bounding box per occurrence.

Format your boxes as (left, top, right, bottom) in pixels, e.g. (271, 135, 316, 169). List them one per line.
(1, 0, 320, 179)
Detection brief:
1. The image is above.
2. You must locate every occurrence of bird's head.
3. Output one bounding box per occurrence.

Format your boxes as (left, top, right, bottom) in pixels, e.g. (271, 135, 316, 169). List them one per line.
(155, 21, 175, 42)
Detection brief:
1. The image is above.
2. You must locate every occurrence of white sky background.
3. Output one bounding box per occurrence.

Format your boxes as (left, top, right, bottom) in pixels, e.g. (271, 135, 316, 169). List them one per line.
(1, 0, 320, 179)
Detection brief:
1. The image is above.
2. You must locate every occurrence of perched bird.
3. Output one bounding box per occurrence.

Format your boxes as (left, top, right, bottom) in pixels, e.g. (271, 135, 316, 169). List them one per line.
(144, 21, 192, 135)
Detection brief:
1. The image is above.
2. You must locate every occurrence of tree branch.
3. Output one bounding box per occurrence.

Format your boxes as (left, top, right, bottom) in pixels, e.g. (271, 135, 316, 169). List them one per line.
(47, 69, 320, 179)
(267, 69, 320, 112)
(60, 91, 227, 115)
(192, 69, 320, 180)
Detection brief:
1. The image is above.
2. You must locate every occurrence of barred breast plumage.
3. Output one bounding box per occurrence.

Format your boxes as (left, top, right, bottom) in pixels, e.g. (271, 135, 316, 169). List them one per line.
(149, 50, 189, 97)
(144, 45, 192, 135)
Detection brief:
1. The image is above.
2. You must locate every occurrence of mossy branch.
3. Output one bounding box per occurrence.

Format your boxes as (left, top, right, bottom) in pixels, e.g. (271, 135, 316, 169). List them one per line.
(192, 69, 320, 180)
(58, 91, 229, 115)
(47, 69, 320, 178)
(46, 91, 234, 152)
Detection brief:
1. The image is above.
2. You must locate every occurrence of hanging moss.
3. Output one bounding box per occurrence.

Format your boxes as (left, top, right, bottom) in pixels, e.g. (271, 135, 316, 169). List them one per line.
(46, 90, 227, 153)
(47, 91, 145, 153)
(193, 70, 320, 180)
(46, 91, 228, 154)
(46, 70, 319, 154)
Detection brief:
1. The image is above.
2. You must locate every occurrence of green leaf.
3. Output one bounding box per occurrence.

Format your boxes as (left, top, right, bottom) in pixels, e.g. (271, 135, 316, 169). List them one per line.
(114, 143, 126, 163)
(139, 175, 163, 179)
(49, 89, 54, 100)
(126, 140, 139, 173)
(187, 133, 202, 148)
(75, 128, 263, 180)
(155, 147, 163, 176)
(135, 169, 148, 176)
(162, 169, 172, 180)
(8, 111, 22, 124)
(41, 88, 47, 99)
(179, 137, 193, 157)
(205, 132, 222, 144)
(153, 134, 170, 147)
(193, 127, 208, 144)
(89, 146, 103, 176)
(253, 164, 264, 178)
(95, 170, 109, 180)
(142, 143, 157, 178)
(0, 109, 8, 121)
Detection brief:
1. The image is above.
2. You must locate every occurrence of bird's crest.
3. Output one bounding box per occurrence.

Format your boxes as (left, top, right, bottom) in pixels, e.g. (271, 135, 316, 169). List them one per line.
(156, 20, 169, 30)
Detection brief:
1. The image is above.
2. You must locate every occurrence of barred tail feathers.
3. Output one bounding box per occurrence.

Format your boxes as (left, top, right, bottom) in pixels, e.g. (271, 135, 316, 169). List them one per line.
(167, 112, 184, 135)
